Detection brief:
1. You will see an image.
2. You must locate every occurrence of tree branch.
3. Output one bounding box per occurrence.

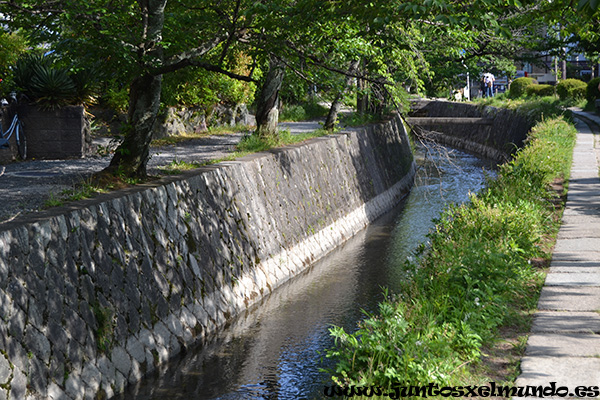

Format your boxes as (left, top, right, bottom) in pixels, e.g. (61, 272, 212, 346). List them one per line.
(156, 58, 257, 82)
(283, 42, 392, 86)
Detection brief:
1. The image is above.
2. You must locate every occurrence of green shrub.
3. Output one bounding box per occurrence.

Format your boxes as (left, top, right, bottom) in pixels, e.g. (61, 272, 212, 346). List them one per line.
(586, 77, 600, 103)
(509, 77, 538, 98)
(279, 104, 307, 121)
(302, 101, 329, 119)
(556, 78, 587, 101)
(526, 84, 555, 97)
(70, 68, 100, 106)
(279, 101, 328, 121)
(103, 86, 130, 113)
(29, 66, 76, 109)
(13, 53, 51, 95)
(162, 51, 256, 110)
(0, 31, 27, 98)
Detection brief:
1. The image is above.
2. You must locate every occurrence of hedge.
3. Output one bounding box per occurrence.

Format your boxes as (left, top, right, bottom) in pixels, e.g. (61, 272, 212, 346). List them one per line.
(526, 84, 555, 97)
(509, 77, 538, 98)
(586, 77, 600, 103)
(556, 78, 587, 101)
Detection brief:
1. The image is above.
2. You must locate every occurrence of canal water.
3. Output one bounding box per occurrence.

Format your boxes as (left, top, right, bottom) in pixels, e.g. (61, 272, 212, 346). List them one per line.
(118, 142, 495, 400)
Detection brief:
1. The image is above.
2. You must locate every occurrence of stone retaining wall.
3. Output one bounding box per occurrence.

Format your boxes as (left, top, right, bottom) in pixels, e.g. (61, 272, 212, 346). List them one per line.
(0, 114, 415, 399)
(409, 99, 533, 162)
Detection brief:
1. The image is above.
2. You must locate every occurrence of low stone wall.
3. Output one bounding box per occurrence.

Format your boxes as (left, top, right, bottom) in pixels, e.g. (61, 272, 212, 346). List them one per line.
(0, 114, 415, 399)
(409, 99, 533, 162)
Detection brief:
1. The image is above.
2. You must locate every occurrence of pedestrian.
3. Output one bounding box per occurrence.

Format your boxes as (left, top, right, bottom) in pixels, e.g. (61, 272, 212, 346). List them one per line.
(484, 73, 495, 98)
(480, 76, 486, 97)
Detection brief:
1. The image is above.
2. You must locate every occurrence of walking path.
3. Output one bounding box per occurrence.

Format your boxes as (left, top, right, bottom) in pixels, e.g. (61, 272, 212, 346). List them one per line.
(516, 109, 600, 396)
(0, 120, 324, 224)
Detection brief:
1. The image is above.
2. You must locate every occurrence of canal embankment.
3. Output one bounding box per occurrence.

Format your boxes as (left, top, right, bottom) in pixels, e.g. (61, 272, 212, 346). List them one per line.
(0, 99, 540, 399)
(0, 114, 415, 399)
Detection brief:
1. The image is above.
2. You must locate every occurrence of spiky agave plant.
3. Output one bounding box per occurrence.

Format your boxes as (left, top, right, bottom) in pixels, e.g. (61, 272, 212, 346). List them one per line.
(12, 53, 51, 99)
(30, 65, 76, 109)
(12, 53, 79, 110)
(70, 68, 100, 107)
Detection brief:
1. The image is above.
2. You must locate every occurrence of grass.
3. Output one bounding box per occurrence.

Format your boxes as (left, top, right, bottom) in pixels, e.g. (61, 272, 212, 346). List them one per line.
(43, 127, 332, 208)
(199, 128, 331, 166)
(472, 94, 588, 123)
(43, 174, 135, 209)
(158, 158, 202, 175)
(324, 110, 577, 395)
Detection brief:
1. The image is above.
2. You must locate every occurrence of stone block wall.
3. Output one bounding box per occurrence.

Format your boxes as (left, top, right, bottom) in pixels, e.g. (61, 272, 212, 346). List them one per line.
(409, 100, 533, 162)
(0, 114, 415, 399)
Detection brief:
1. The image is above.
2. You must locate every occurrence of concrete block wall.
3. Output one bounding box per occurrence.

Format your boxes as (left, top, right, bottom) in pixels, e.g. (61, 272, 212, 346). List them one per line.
(409, 100, 534, 162)
(17, 105, 87, 160)
(0, 114, 415, 399)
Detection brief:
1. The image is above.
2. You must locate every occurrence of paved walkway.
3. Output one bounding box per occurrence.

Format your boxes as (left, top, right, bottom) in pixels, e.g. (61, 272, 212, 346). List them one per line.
(516, 109, 600, 396)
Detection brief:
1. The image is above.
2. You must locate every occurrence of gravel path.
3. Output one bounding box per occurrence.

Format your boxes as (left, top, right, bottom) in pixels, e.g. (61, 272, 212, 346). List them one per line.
(0, 120, 323, 223)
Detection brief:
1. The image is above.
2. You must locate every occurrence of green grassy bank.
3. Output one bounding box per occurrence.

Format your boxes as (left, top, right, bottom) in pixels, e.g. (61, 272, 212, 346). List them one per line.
(325, 104, 577, 394)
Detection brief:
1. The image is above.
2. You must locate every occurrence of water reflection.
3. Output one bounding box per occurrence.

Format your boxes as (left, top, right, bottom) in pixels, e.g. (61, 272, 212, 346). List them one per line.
(118, 143, 495, 400)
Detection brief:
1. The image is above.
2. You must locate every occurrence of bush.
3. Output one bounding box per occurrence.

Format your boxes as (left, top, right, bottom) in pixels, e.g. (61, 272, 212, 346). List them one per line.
(514, 97, 571, 125)
(586, 77, 600, 103)
(279, 104, 307, 121)
(279, 101, 328, 121)
(0, 31, 27, 98)
(526, 84, 555, 97)
(509, 77, 538, 98)
(556, 78, 587, 101)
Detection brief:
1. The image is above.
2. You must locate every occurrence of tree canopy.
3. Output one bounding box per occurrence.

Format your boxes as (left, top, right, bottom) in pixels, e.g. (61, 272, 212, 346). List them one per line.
(0, 0, 597, 177)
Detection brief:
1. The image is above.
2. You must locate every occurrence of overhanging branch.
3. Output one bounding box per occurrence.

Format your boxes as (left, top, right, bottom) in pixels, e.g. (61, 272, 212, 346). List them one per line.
(155, 58, 257, 82)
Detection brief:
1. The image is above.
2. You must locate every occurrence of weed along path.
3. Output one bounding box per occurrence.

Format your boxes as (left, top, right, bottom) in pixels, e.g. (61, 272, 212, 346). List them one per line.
(516, 111, 600, 395)
(0, 119, 324, 223)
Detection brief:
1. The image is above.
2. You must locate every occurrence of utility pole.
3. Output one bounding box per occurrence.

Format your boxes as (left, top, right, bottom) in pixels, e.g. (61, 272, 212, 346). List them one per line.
(466, 72, 470, 101)
(562, 46, 567, 80)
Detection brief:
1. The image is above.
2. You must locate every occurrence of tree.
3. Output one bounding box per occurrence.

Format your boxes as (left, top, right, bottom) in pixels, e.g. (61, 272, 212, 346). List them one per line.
(0, 31, 27, 98)
(254, 57, 285, 138)
(1, 0, 257, 178)
(2, 0, 592, 178)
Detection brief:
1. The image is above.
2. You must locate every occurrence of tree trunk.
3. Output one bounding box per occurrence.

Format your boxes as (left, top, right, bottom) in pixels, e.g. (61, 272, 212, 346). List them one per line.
(107, 73, 163, 178)
(324, 60, 359, 130)
(104, 0, 166, 178)
(255, 57, 285, 139)
(357, 81, 368, 116)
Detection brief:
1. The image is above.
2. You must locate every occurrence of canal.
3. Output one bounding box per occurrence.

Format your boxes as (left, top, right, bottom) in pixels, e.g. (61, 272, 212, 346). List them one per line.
(117, 142, 495, 400)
